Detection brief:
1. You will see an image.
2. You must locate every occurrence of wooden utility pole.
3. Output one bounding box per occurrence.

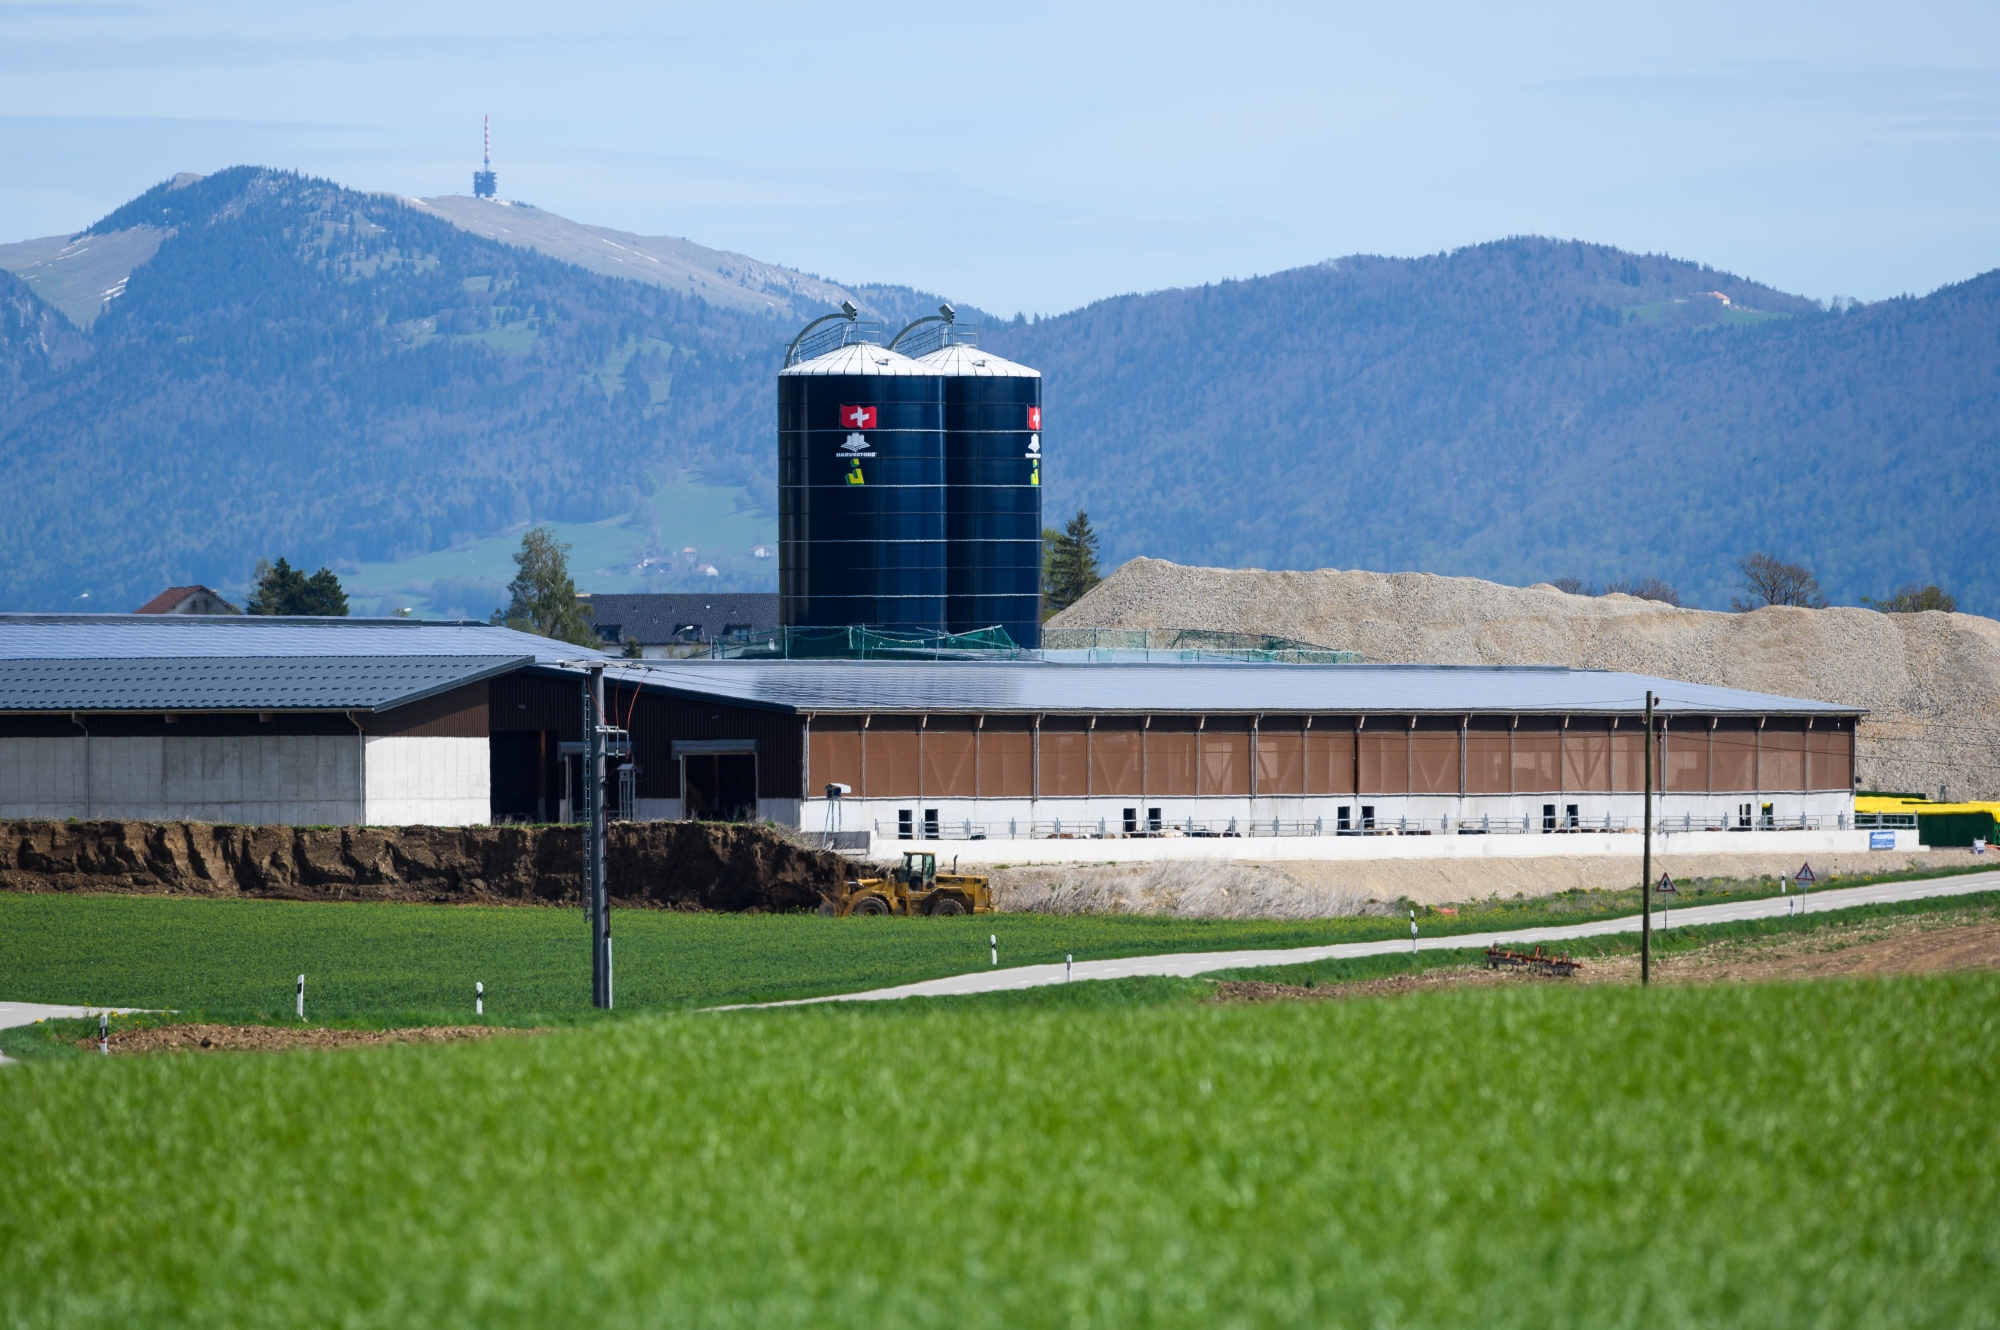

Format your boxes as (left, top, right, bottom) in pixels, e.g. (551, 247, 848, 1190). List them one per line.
(1642, 689, 1654, 986)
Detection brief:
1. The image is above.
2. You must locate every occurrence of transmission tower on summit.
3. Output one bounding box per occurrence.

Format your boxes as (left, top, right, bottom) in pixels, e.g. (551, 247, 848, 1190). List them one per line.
(473, 114, 497, 198)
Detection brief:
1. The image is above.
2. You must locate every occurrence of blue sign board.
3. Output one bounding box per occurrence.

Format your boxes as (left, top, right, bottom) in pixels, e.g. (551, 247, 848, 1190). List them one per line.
(1869, 830, 1896, 850)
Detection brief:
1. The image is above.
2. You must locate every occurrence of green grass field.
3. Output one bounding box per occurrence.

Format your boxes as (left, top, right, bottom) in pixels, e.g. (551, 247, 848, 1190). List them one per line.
(1, 869, 1991, 1026)
(2, 974, 1995, 1327)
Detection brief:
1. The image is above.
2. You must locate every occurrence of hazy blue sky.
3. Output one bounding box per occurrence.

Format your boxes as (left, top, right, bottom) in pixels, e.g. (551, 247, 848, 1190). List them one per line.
(3, 1, 1997, 315)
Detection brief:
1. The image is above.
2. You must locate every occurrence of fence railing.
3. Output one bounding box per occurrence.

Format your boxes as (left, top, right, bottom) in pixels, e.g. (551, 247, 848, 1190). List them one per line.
(1854, 813, 1919, 829)
(871, 812, 1853, 841)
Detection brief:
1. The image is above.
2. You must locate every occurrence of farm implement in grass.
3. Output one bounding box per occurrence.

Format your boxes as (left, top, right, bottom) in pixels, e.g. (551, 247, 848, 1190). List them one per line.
(1483, 945, 1582, 978)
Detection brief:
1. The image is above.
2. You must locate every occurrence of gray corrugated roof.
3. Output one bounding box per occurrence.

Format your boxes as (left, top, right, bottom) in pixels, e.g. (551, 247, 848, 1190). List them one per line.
(0, 615, 610, 665)
(0, 655, 531, 712)
(622, 660, 1862, 718)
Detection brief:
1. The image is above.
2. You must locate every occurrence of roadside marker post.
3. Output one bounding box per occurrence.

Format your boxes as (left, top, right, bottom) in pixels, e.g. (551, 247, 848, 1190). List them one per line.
(296, 974, 305, 1021)
(991, 935, 998, 967)
(98, 1012, 108, 1056)
(1410, 909, 1418, 956)
(1642, 690, 1655, 986)
(476, 981, 484, 1017)
(1066, 954, 1072, 983)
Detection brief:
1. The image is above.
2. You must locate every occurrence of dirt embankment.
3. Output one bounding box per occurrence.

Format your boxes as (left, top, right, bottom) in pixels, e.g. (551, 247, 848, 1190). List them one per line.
(86, 1024, 533, 1055)
(1052, 558, 2000, 799)
(1211, 911, 2000, 1003)
(0, 820, 848, 912)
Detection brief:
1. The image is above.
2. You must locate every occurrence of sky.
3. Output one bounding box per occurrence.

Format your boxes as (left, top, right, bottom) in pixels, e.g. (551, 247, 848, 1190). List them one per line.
(3, 1, 1998, 317)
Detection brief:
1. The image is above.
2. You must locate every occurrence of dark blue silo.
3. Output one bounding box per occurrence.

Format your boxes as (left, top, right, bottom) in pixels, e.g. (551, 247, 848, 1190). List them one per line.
(910, 341, 1044, 647)
(778, 340, 947, 632)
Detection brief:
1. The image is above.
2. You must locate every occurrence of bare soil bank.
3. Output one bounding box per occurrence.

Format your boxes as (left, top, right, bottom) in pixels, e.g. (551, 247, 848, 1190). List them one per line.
(1053, 558, 2000, 800)
(88, 1024, 535, 1055)
(1212, 909, 2000, 1003)
(0, 820, 848, 913)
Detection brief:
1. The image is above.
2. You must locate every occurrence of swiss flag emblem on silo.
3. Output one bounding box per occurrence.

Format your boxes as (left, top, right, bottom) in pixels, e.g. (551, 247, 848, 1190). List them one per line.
(840, 405, 877, 429)
(1027, 406, 1041, 431)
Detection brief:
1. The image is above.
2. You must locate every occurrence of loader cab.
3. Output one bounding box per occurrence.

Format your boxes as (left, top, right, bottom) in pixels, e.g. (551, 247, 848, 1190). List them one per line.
(901, 852, 937, 890)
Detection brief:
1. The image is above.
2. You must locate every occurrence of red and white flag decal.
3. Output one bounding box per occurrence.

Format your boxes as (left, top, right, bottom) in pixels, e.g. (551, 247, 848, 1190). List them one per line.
(841, 405, 877, 429)
(1027, 406, 1041, 431)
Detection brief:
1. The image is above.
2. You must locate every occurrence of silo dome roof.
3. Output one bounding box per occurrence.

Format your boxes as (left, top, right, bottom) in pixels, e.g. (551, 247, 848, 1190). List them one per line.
(910, 343, 1041, 378)
(778, 342, 931, 376)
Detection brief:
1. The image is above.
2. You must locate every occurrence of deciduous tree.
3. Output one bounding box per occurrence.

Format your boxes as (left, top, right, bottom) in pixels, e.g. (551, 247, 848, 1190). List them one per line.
(1731, 552, 1827, 610)
(493, 527, 599, 646)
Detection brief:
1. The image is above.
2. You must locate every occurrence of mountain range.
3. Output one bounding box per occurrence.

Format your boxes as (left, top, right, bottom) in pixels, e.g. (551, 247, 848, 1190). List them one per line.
(1, 166, 1995, 615)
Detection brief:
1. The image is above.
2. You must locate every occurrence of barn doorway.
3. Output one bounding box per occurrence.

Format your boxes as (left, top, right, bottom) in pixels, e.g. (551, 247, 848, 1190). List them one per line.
(683, 752, 757, 821)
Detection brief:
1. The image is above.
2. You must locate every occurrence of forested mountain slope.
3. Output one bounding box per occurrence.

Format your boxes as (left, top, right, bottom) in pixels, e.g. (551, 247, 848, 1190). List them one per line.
(0, 168, 790, 610)
(984, 241, 2000, 612)
(3, 172, 1995, 615)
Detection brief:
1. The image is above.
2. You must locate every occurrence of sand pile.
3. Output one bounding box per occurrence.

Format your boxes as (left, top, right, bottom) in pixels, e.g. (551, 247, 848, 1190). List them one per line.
(1052, 558, 2000, 799)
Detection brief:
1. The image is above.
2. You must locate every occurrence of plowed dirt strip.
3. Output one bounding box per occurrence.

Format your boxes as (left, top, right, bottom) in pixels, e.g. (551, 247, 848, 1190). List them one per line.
(1215, 914, 2000, 1004)
(84, 1024, 538, 1055)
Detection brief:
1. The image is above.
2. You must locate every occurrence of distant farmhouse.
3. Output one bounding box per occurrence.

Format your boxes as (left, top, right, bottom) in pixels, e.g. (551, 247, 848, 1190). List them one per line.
(135, 586, 240, 615)
(578, 594, 779, 657)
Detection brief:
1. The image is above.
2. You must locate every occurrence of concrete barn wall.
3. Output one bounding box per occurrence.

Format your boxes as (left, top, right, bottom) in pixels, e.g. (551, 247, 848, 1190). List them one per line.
(364, 735, 489, 826)
(0, 735, 364, 824)
(0, 734, 490, 826)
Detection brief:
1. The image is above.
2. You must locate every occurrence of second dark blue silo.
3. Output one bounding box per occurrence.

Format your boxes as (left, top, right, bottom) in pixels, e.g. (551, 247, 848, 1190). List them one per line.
(778, 342, 947, 632)
(909, 342, 1044, 647)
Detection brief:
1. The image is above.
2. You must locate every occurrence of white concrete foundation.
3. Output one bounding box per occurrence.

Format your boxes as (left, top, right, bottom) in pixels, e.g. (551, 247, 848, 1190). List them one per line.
(860, 828, 1918, 865)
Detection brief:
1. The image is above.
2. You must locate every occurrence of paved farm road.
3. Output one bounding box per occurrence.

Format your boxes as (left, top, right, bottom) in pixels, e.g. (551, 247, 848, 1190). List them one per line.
(0, 1003, 118, 1065)
(6, 873, 1996, 1049)
(722, 869, 2000, 1009)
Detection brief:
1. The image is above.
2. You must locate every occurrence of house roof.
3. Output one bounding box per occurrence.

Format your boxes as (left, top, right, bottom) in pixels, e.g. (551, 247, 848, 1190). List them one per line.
(579, 593, 780, 645)
(133, 585, 238, 615)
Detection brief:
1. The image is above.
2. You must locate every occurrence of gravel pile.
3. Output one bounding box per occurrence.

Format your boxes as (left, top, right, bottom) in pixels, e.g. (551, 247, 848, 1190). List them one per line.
(991, 848, 1983, 912)
(993, 861, 1389, 919)
(1052, 559, 2000, 800)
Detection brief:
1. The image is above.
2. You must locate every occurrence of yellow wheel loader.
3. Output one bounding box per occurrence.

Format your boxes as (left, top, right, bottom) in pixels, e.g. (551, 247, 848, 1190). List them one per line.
(819, 851, 994, 918)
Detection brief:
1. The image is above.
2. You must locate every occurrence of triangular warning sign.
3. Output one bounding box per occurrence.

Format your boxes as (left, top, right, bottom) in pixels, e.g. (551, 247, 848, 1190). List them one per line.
(1796, 862, 1816, 885)
(1657, 872, 1676, 894)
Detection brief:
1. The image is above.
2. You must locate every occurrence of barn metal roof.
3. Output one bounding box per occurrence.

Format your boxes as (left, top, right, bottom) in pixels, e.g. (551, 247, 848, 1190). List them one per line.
(0, 617, 1865, 719)
(622, 660, 1863, 718)
(0, 655, 531, 713)
(0, 615, 608, 666)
